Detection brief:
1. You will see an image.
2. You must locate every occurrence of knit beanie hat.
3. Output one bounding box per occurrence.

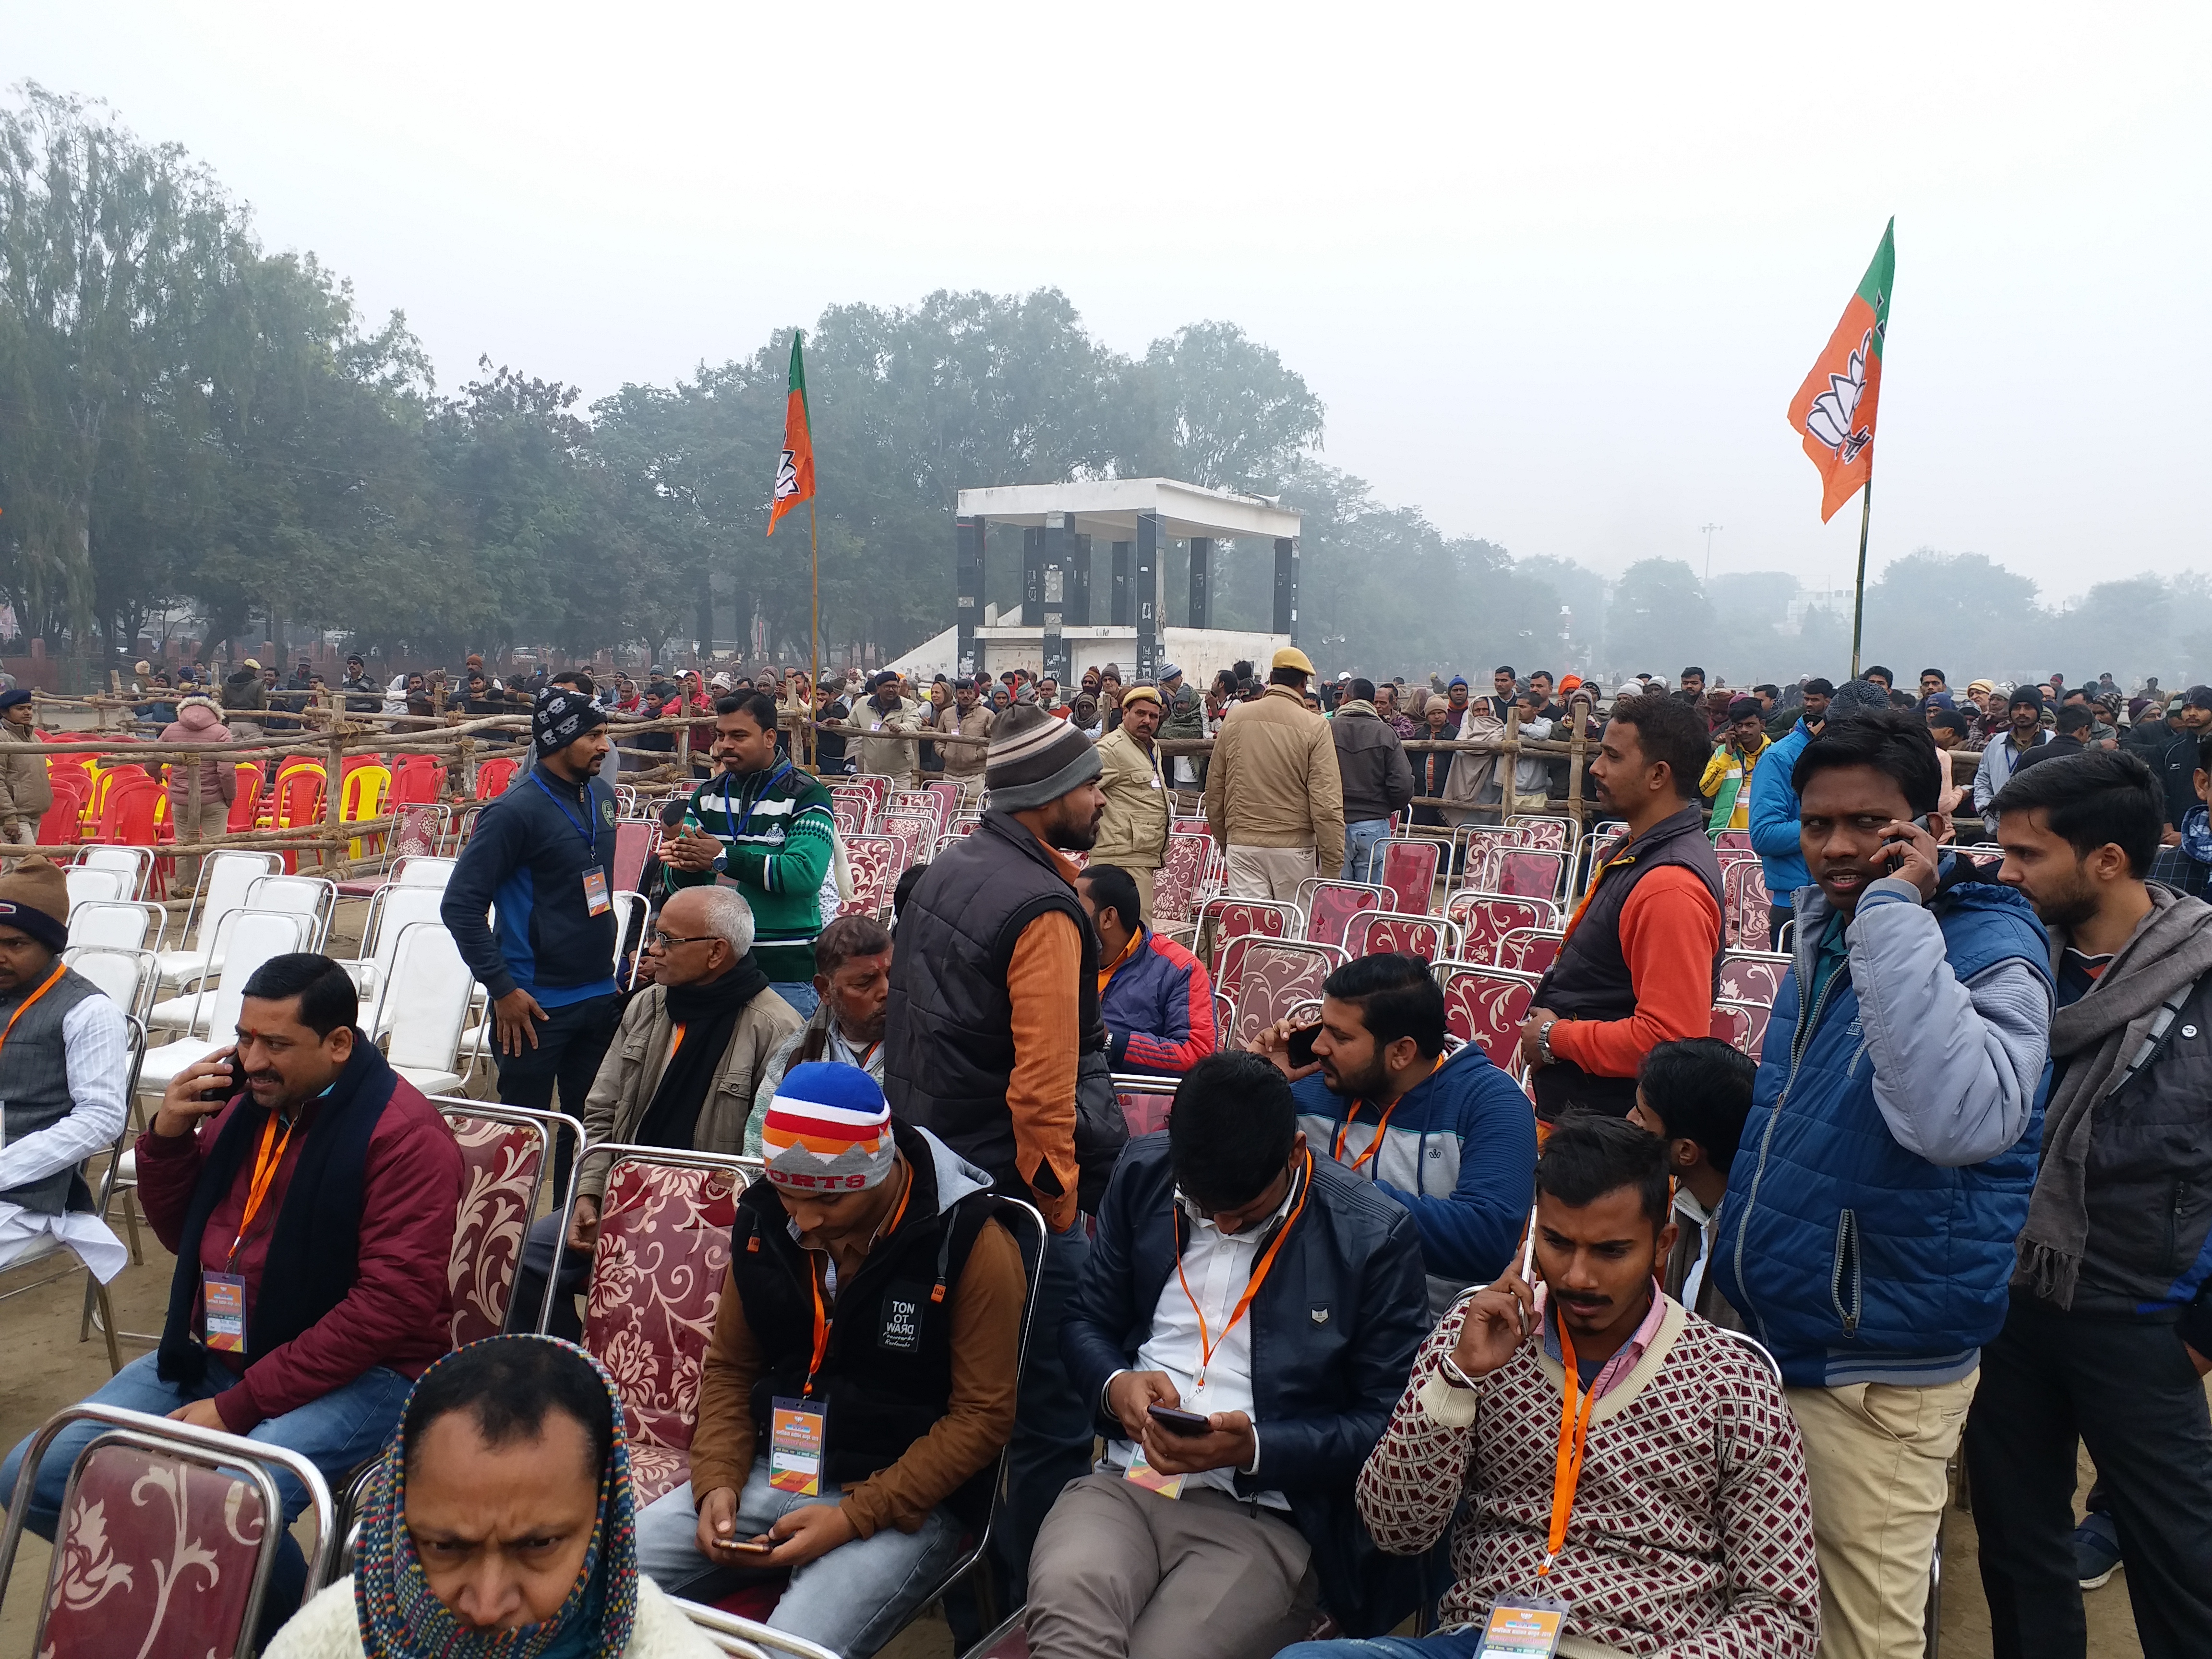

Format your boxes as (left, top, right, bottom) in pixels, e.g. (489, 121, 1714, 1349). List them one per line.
(1827, 679, 1892, 720)
(760, 1062, 896, 1192)
(985, 704, 1102, 811)
(533, 686, 607, 757)
(0, 857, 70, 952)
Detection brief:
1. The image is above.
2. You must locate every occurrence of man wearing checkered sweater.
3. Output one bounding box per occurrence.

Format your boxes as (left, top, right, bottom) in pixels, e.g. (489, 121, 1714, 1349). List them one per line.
(1282, 1117, 1819, 1659)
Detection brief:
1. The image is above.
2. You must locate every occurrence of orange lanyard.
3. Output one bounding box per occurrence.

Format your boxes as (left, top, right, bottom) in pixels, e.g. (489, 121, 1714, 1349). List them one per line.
(801, 1165, 914, 1396)
(1331, 1055, 1447, 1178)
(1541, 1309, 1597, 1575)
(1174, 1151, 1312, 1389)
(226, 1110, 297, 1271)
(0, 962, 67, 1059)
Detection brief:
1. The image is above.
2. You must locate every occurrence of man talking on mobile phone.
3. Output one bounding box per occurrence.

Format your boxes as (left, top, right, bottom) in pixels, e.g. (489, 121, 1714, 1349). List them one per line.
(1716, 709, 2054, 1659)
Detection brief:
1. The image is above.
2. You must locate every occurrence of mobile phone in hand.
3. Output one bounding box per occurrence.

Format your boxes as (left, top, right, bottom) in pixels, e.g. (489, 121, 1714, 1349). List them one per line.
(1286, 1022, 1323, 1069)
(720, 1537, 777, 1558)
(1147, 1404, 1214, 1437)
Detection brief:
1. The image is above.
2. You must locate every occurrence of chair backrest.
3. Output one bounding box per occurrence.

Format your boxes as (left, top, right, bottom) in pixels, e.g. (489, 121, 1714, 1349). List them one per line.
(612, 819, 655, 894)
(271, 765, 326, 829)
(76, 844, 153, 900)
(61, 945, 159, 1022)
(66, 899, 161, 953)
(1455, 823, 1528, 886)
(1297, 879, 1387, 950)
(1723, 858, 1773, 952)
(364, 883, 450, 973)
(1487, 847, 1569, 902)
(1714, 828, 1755, 854)
(609, 890, 644, 979)
(1150, 830, 1212, 929)
(1493, 926, 1566, 976)
(830, 786, 876, 831)
(95, 776, 162, 846)
(475, 756, 520, 799)
(0, 1405, 337, 1659)
(1222, 940, 1337, 1049)
(887, 788, 944, 833)
(226, 765, 263, 832)
(382, 803, 448, 866)
(832, 806, 865, 838)
(1111, 1072, 1181, 1138)
(1374, 839, 1442, 914)
(574, 1147, 751, 1504)
(194, 911, 314, 1041)
(1718, 950, 1791, 1010)
(1347, 910, 1463, 963)
(846, 774, 891, 817)
(381, 923, 474, 1073)
(1194, 897, 1299, 982)
(1445, 890, 1558, 965)
(879, 812, 937, 869)
(241, 873, 338, 951)
(62, 866, 126, 915)
(339, 764, 390, 821)
(840, 834, 902, 919)
(1505, 815, 1575, 852)
(433, 1101, 580, 1346)
(186, 851, 284, 950)
(1436, 962, 1542, 1074)
(1718, 998, 1771, 1063)
(37, 782, 86, 845)
(1709, 1002, 1755, 1053)
(391, 853, 457, 889)
(389, 755, 447, 804)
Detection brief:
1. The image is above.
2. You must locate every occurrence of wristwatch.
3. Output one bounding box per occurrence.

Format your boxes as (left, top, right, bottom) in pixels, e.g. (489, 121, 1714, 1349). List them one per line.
(709, 851, 729, 875)
(1534, 1017, 1559, 1066)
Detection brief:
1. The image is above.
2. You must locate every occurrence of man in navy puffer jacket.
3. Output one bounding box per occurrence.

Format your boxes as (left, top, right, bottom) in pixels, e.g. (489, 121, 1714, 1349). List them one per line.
(1717, 709, 2052, 1659)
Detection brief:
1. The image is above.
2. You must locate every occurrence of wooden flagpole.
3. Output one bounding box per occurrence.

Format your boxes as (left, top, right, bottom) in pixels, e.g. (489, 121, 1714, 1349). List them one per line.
(1848, 479, 1873, 682)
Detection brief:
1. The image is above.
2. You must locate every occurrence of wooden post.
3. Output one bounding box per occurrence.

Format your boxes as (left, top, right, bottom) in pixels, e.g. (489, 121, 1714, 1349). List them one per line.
(324, 690, 345, 870)
(1566, 714, 1588, 830)
(1502, 706, 1521, 825)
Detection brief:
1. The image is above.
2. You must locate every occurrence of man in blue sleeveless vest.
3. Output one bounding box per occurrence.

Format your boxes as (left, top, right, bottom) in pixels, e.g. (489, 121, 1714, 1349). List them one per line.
(1717, 709, 2053, 1659)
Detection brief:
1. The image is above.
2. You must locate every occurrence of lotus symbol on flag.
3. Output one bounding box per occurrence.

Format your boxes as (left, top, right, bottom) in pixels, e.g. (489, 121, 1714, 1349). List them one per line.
(1806, 329, 1875, 464)
(774, 447, 800, 502)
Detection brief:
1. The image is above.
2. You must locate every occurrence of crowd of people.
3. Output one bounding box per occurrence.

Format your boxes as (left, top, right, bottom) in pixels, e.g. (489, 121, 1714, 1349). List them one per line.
(0, 638, 2208, 1659)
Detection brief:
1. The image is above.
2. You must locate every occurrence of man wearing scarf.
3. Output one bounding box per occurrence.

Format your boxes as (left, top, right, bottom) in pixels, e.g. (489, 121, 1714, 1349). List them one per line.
(1969, 750, 2212, 1659)
(505, 885, 799, 1340)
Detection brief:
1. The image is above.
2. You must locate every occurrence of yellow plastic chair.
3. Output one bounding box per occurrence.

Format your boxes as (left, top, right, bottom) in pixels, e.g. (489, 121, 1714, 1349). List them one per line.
(341, 764, 391, 861)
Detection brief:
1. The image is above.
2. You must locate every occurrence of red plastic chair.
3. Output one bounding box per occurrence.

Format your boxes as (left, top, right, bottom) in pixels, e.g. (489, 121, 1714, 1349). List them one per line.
(95, 777, 161, 847)
(577, 1150, 745, 1504)
(36, 782, 85, 847)
(390, 754, 447, 804)
(474, 756, 521, 799)
(1438, 962, 1542, 1076)
(226, 766, 263, 832)
(1374, 839, 1442, 915)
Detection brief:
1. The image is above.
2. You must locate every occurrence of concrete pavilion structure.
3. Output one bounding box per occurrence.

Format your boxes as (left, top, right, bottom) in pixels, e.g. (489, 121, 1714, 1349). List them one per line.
(934, 479, 1302, 688)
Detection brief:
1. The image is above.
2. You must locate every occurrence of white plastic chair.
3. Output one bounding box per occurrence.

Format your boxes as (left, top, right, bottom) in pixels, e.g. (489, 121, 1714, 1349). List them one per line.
(240, 874, 339, 953)
(379, 922, 476, 1095)
(135, 910, 313, 1093)
(66, 900, 164, 954)
(61, 867, 125, 917)
(391, 855, 457, 890)
(336, 884, 452, 1037)
(61, 945, 160, 1024)
(74, 844, 154, 901)
(152, 851, 284, 991)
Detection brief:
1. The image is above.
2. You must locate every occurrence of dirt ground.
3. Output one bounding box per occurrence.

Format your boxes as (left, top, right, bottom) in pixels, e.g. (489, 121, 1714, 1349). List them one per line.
(0, 898, 2160, 1655)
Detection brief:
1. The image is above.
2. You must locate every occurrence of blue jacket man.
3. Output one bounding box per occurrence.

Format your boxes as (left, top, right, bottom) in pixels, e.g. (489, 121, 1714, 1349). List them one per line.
(442, 688, 624, 1195)
(1255, 952, 1534, 1320)
(1716, 709, 2051, 1659)
(1028, 1054, 1428, 1657)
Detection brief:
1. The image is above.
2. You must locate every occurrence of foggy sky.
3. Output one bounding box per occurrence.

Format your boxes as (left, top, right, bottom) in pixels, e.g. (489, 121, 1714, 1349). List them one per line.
(8, 1, 2207, 601)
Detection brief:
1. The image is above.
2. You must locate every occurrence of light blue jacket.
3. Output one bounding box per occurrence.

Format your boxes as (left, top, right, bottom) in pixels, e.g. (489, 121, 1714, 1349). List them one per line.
(1748, 718, 1813, 903)
(1715, 858, 2053, 1386)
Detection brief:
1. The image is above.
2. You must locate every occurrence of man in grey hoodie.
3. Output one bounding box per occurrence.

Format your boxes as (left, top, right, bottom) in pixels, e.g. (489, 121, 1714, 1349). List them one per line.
(1331, 678, 1414, 882)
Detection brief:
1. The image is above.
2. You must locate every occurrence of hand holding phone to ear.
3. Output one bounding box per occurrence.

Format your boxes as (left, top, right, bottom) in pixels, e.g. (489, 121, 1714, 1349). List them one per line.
(1878, 816, 1943, 901)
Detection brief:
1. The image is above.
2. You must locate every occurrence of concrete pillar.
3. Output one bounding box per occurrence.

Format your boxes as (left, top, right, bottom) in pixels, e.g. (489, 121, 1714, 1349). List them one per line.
(1135, 514, 1163, 683)
(956, 516, 985, 679)
(1042, 514, 1072, 686)
(1022, 526, 1043, 626)
(1070, 531, 1093, 625)
(1274, 536, 1299, 642)
(1110, 541, 1132, 626)
(1188, 536, 1212, 629)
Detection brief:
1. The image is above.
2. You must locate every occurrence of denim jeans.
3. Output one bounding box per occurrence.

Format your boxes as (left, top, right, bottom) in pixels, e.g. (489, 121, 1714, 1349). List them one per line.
(494, 990, 622, 1197)
(0, 1351, 411, 1642)
(634, 1465, 966, 1659)
(1345, 819, 1392, 885)
(998, 1220, 1094, 1603)
(771, 981, 822, 1020)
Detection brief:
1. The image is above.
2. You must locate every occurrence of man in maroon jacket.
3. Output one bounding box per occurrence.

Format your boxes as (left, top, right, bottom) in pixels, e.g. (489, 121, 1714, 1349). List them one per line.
(0, 952, 464, 1638)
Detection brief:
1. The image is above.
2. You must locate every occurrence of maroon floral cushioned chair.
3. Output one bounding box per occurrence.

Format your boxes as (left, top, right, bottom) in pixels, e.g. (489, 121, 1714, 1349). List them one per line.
(1487, 848, 1569, 904)
(438, 1104, 569, 1346)
(1150, 832, 1212, 931)
(582, 1152, 747, 1505)
(1194, 898, 1298, 985)
(1437, 963, 1542, 1077)
(1724, 859, 1774, 951)
(1445, 891, 1554, 966)
(1373, 839, 1442, 915)
(2, 1405, 338, 1659)
(1720, 998, 1771, 1062)
(1112, 1074, 1182, 1138)
(1504, 815, 1575, 852)
(1218, 941, 1338, 1051)
(1297, 879, 1387, 951)
(845, 774, 892, 820)
(1718, 950, 1790, 1012)
(1492, 927, 1566, 977)
(839, 834, 902, 923)
(877, 812, 936, 871)
(1709, 1003, 1755, 1054)
(830, 787, 876, 832)
(1715, 828, 1755, 854)
(1347, 911, 1462, 964)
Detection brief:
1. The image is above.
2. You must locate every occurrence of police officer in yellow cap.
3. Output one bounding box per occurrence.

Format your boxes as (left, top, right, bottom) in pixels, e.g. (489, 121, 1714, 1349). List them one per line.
(1202, 646, 1345, 898)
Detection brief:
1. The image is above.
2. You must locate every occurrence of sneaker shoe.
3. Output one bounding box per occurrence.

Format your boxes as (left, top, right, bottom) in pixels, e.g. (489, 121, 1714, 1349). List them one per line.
(2074, 1511, 2122, 1590)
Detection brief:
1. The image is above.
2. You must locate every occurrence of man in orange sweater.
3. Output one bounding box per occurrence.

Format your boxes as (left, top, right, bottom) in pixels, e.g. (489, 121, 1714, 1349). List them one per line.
(1520, 693, 1725, 1119)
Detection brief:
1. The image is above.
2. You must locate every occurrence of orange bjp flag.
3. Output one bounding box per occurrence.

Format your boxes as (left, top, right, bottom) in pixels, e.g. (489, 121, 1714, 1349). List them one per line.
(1788, 220, 1895, 522)
(767, 331, 815, 536)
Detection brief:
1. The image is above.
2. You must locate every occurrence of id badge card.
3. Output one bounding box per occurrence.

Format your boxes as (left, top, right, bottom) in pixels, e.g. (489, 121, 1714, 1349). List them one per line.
(1474, 1598, 1569, 1658)
(1121, 1440, 1184, 1499)
(768, 1397, 826, 1496)
(203, 1272, 248, 1353)
(581, 867, 613, 916)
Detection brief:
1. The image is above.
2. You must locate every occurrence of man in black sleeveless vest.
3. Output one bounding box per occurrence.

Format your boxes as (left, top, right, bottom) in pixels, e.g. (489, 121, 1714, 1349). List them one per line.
(885, 702, 1125, 1605)
(1522, 693, 1725, 1119)
(634, 1061, 1026, 1656)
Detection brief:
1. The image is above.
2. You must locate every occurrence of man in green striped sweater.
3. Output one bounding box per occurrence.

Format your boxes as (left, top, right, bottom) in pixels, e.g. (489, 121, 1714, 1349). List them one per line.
(661, 690, 838, 1017)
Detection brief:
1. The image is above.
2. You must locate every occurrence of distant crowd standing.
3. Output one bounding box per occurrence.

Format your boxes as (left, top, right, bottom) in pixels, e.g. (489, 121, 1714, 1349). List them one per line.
(0, 638, 2208, 1659)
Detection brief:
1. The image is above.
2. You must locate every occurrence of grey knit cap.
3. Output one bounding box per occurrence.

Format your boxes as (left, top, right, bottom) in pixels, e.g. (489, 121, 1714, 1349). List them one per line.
(985, 705, 1102, 810)
(1826, 679, 1892, 720)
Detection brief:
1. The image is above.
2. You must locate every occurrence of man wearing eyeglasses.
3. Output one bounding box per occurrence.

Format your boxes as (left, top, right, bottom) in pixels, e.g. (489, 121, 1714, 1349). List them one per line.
(503, 885, 801, 1340)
